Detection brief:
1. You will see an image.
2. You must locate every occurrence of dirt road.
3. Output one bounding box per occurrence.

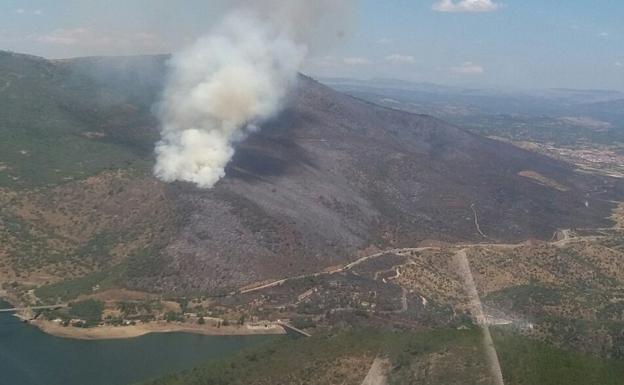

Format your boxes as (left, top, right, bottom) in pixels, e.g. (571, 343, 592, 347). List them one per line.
(361, 356, 390, 385)
(471, 203, 489, 239)
(238, 222, 612, 297)
(240, 247, 433, 294)
(454, 249, 505, 385)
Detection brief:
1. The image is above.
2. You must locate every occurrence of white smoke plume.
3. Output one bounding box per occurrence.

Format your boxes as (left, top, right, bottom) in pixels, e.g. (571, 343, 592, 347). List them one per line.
(154, 2, 350, 188)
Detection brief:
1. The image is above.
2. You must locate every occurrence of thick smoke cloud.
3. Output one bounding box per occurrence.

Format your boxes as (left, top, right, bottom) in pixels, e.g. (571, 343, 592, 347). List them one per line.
(154, 1, 350, 188)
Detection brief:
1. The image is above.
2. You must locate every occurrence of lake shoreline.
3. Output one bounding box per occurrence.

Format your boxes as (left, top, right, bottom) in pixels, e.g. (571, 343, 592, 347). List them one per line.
(2, 296, 287, 341)
(1, 303, 278, 385)
(27, 318, 287, 340)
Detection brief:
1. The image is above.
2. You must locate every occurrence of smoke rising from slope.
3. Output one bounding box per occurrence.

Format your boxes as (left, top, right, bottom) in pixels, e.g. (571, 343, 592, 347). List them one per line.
(154, 2, 350, 188)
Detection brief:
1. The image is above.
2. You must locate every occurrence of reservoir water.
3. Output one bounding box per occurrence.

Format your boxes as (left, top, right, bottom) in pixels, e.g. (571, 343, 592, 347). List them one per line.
(0, 301, 277, 385)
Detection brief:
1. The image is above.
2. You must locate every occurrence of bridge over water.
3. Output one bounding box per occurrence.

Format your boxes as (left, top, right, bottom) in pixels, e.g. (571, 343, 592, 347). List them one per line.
(277, 321, 311, 337)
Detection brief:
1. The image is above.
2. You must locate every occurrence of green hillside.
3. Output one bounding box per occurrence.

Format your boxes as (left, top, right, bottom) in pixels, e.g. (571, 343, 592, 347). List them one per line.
(141, 328, 624, 385)
(0, 51, 160, 188)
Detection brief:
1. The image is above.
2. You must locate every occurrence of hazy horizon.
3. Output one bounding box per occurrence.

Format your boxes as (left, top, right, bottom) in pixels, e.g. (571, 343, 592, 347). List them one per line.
(1, 0, 623, 91)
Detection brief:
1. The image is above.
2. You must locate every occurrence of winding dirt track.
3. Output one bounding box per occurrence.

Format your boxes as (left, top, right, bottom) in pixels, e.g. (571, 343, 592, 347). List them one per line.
(240, 247, 433, 294)
(471, 203, 489, 239)
(239, 223, 608, 296)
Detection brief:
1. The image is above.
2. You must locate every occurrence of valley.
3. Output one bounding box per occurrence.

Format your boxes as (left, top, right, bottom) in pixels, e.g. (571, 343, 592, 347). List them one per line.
(500, 140, 624, 179)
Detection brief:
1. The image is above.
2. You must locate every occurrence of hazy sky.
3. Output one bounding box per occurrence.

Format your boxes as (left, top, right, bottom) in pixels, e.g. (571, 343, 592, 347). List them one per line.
(1, 0, 623, 90)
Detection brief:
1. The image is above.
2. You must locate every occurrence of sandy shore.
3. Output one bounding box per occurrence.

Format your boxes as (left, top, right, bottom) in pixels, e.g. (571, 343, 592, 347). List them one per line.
(29, 319, 286, 340)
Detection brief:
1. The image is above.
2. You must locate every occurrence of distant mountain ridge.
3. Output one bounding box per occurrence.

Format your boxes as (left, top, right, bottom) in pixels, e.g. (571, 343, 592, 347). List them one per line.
(323, 77, 624, 146)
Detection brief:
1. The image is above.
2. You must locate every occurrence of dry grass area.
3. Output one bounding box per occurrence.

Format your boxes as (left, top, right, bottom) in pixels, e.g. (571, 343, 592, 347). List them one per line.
(78, 288, 158, 302)
(466, 240, 624, 300)
(396, 249, 467, 310)
(0, 170, 176, 283)
(458, 236, 624, 355)
(390, 210, 624, 355)
(611, 202, 624, 227)
(361, 357, 390, 385)
(518, 170, 569, 191)
(0, 187, 16, 205)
